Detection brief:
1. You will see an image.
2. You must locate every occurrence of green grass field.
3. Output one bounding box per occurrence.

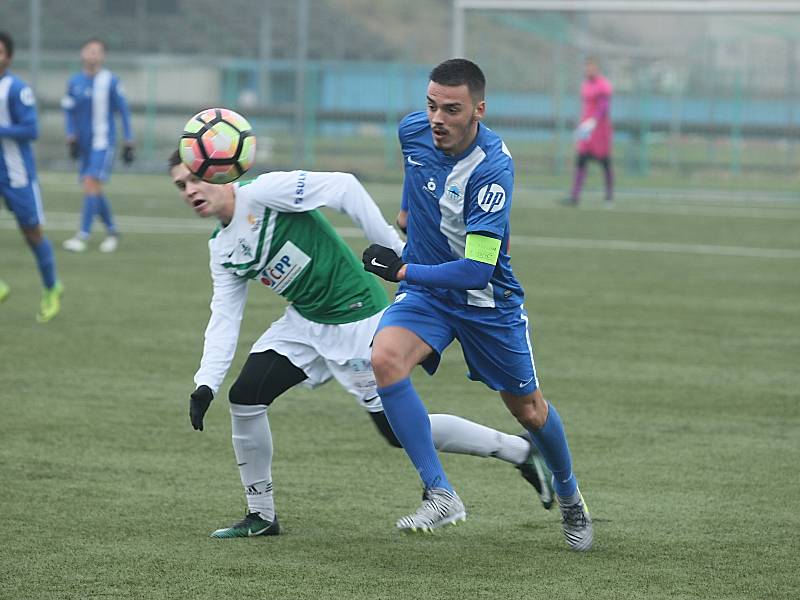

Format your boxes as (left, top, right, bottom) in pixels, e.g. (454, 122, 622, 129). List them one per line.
(1, 171, 799, 599)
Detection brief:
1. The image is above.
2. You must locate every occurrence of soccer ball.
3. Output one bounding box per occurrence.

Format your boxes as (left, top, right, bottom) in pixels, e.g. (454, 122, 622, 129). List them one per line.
(179, 108, 256, 184)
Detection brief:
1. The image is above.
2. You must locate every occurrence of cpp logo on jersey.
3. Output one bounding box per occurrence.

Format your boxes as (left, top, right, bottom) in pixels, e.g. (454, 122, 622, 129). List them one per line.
(258, 241, 311, 295)
(477, 183, 507, 213)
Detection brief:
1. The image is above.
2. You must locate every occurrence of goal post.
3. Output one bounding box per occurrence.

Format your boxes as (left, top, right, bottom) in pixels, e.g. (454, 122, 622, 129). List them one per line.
(450, 0, 800, 177)
(453, 0, 800, 56)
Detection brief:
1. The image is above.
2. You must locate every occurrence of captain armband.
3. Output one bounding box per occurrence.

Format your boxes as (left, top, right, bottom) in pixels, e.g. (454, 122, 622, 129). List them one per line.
(465, 233, 501, 265)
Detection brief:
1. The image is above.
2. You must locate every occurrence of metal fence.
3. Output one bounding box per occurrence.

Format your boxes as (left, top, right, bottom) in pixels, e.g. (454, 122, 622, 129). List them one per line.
(5, 0, 800, 182)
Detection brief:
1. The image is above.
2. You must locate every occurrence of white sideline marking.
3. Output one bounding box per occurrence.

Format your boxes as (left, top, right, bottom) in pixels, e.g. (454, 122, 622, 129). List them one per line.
(2, 213, 798, 260)
(509, 235, 800, 260)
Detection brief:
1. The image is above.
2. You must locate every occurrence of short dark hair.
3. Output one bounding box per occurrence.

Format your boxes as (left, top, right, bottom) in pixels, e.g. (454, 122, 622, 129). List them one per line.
(0, 31, 14, 58)
(168, 148, 182, 171)
(82, 38, 106, 51)
(429, 58, 485, 102)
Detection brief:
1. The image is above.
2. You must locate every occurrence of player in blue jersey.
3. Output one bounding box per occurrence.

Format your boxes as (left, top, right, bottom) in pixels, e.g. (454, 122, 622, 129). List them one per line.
(0, 31, 62, 322)
(168, 150, 553, 538)
(62, 39, 134, 253)
(363, 59, 592, 550)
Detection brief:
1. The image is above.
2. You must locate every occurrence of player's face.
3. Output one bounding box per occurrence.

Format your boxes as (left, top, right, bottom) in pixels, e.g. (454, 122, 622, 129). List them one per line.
(0, 42, 10, 73)
(585, 60, 599, 79)
(81, 42, 105, 71)
(426, 81, 485, 156)
(170, 163, 232, 221)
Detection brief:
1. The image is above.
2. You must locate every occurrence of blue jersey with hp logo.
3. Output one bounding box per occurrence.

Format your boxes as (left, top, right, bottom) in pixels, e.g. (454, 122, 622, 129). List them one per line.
(398, 111, 524, 309)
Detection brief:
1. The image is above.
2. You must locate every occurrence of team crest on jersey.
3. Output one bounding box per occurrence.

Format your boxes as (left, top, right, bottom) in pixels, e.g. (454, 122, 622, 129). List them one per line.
(19, 87, 36, 106)
(447, 184, 461, 200)
(477, 183, 507, 213)
(247, 213, 262, 232)
(237, 238, 254, 258)
(258, 241, 311, 294)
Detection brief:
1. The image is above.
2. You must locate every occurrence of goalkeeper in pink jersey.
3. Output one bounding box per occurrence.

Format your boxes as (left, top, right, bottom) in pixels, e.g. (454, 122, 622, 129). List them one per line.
(565, 57, 614, 206)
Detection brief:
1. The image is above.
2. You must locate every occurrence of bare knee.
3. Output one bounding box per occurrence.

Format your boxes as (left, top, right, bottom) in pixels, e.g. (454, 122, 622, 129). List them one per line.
(371, 342, 407, 386)
(371, 326, 431, 387)
(21, 226, 43, 246)
(82, 177, 102, 195)
(502, 389, 549, 430)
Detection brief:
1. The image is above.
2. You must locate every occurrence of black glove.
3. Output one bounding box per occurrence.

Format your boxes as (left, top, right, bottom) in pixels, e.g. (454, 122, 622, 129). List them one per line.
(362, 244, 405, 283)
(189, 385, 214, 431)
(68, 139, 79, 160)
(122, 143, 135, 165)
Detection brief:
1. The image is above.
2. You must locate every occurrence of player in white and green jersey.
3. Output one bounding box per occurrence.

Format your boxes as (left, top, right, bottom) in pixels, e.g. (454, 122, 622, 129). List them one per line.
(168, 150, 554, 539)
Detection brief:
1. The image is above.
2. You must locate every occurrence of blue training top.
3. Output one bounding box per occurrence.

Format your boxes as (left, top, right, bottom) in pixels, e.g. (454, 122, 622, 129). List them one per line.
(0, 71, 38, 188)
(61, 69, 133, 151)
(398, 110, 524, 309)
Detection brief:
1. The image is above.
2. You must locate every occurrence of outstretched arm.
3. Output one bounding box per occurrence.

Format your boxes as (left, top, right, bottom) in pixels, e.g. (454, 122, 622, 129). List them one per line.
(193, 260, 249, 395)
(317, 173, 405, 255)
(363, 232, 499, 290)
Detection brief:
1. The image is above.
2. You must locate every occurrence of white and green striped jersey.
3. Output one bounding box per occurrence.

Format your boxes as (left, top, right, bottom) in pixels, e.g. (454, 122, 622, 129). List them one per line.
(195, 170, 405, 394)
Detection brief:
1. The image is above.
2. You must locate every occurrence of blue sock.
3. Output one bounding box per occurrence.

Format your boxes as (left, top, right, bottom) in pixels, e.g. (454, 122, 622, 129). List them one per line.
(96, 195, 117, 234)
(377, 378, 452, 491)
(31, 238, 57, 289)
(527, 402, 578, 498)
(80, 195, 100, 236)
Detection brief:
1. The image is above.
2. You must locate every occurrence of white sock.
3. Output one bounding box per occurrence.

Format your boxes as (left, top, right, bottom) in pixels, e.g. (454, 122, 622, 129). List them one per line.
(230, 403, 275, 521)
(429, 413, 530, 465)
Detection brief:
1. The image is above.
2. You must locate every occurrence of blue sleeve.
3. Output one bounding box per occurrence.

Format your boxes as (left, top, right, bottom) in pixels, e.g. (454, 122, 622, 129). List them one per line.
(112, 78, 134, 142)
(405, 258, 494, 290)
(465, 166, 513, 239)
(0, 83, 38, 141)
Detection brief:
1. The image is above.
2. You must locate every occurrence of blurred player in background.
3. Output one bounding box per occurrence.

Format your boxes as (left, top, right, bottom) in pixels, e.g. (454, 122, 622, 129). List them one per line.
(564, 56, 614, 206)
(363, 58, 592, 550)
(168, 150, 554, 538)
(0, 31, 62, 322)
(62, 39, 134, 253)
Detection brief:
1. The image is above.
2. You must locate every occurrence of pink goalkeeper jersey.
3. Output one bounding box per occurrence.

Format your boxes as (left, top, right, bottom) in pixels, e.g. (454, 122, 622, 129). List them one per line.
(577, 75, 613, 157)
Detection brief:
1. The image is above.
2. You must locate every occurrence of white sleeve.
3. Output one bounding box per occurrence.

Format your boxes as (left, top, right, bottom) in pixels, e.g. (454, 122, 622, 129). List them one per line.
(317, 173, 405, 256)
(244, 171, 405, 256)
(193, 254, 249, 395)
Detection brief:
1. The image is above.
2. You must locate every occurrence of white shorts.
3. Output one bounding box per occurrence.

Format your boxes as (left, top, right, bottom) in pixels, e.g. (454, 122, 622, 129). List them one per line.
(251, 306, 384, 412)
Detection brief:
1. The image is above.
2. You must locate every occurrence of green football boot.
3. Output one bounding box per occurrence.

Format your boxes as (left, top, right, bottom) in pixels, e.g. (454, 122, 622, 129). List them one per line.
(210, 512, 280, 539)
(516, 433, 554, 510)
(0, 279, 9, 303)
(36, 281, 63, 323)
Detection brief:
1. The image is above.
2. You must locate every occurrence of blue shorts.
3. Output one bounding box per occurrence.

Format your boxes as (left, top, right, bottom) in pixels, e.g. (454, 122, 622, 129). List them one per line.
(376, 289, 540, 395)
(80, 148, 115, 182)
(1, 180, 44, 228)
